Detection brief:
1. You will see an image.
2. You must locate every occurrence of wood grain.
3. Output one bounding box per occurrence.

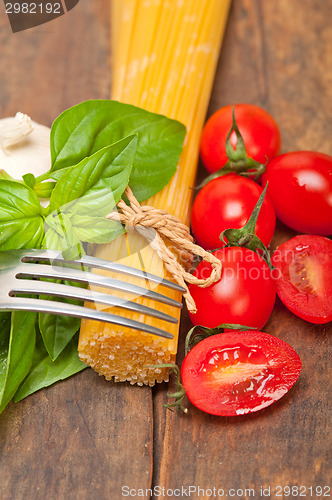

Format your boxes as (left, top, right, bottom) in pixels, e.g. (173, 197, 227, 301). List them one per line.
(0, 1, 111, 125)
(0, 0, 331, 499)
(153, 0, 332, 497)
(0, 2, 153, 499)
(0, 371, 153, 500)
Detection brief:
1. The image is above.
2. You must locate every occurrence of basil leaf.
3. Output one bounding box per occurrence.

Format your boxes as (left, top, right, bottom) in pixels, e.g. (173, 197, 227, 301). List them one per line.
(34, 181, 56, 199)
(42, 226, 63, 251)
(49, 134, 137, 214)
(44, 135, 135, 251)
(44, 228, 86, 261)
(35, 167, 71, 184)
(44, 212, 83, 253)
(22, 173, 36, 188)
(14, 331, 86, 402)
(38, 281, 82, 361)
(0, 170, 14, 181)
(0, 180, 44, 250)
(70, 214, 124, 244)
(38, 230, 86, 361)
(0, 312, 11, 332)
(41, 210, 92, 360)
(44, 205, 124, 249)
(38, 278, 84, 359)
(0, 311, 37, 413)
(0, 312, 11, 399)
(49, 167, 71, 181)
(50, 100, 186, 202)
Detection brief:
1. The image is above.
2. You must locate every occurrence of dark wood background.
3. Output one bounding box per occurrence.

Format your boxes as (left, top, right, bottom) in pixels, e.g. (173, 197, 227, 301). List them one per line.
(0, 1, 331, 499)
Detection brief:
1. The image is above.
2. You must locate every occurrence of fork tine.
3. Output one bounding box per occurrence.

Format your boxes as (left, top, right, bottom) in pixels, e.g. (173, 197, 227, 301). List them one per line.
(17, 263, 183, 308)
(11, 279, 179, 323)
(21, 249, 186, 292)
(0, 298, 174, 339)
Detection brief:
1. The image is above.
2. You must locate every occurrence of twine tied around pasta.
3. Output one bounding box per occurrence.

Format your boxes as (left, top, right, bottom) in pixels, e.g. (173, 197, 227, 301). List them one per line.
(106, 186, 222, 313)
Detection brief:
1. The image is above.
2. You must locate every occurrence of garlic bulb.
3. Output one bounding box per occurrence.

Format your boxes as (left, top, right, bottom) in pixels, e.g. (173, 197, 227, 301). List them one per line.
(0, 112, 51, 180)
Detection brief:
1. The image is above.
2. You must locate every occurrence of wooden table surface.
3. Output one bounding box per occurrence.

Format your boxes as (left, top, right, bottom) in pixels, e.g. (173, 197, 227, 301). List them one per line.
(0, 1, 331, 499)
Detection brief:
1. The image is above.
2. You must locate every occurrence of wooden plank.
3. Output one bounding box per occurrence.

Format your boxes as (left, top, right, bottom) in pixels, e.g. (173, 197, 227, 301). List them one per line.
(153, 0, 332, 495)
(1, 0, 331, 497)
(0, 372, 153, 500)
(0, 1, 112, 123)
(0, 2, 153, 499)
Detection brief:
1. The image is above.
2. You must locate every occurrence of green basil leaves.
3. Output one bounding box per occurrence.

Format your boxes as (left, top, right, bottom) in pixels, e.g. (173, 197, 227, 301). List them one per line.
(0, 180, 44, 250)
(0, 100, 186, 414)
(14, 330, 86, 402)
(49, 135, 137, 212)
(0, 311, 37, 413)
(50, 100, 186, 202)
(44, 135, 137, 252)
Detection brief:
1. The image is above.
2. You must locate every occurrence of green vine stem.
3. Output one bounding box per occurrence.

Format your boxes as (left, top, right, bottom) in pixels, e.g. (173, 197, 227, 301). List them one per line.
(198, 107, 267, 188)
(148, 363, 188, 413)
(220, 183, 274, 269)
(185, 323, 254, 356)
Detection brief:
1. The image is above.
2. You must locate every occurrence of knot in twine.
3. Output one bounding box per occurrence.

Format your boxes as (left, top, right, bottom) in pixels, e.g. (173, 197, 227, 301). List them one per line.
(106, 186, 222, 313)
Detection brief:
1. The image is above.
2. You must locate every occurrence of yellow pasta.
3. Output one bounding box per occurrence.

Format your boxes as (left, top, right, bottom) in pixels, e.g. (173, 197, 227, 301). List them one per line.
(78, 0, 231, 385)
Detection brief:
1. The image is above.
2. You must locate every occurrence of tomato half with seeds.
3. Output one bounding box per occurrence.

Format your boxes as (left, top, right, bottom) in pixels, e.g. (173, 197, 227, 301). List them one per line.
(181, 331, 301, 416)
(188, 247, 276, 330)
(191, 174, 276, 250)
(200, 104, 281, 173)
(271, 235, 332, 324)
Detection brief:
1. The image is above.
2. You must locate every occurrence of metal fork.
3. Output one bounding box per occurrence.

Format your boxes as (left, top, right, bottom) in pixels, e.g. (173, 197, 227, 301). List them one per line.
(0, 249, 186, 339)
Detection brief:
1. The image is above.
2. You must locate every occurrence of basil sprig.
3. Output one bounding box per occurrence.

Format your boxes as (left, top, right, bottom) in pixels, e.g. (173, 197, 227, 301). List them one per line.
(50, 99, 186, 202)
(0, 100, 186, 414)
(44, 135, 137, 254)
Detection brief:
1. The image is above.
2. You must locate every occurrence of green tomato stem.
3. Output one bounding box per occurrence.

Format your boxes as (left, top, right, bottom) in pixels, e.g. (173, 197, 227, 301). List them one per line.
(198, 107, 267, 188)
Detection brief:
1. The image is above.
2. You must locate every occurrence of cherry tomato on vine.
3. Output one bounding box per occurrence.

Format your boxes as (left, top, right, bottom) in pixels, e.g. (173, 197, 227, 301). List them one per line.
(271, 235, 332, 324)
(191, 174, 276, 250)
(181, 330, 301, 416)
(188, 247, 276, 330)
(200, 104, 281, 174)
(262, 151, 332, 235)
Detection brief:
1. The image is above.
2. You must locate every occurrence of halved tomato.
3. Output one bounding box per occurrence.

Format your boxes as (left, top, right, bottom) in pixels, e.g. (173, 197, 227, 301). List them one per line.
(272, 235, 332, 324)
(181, 331, 301, 416)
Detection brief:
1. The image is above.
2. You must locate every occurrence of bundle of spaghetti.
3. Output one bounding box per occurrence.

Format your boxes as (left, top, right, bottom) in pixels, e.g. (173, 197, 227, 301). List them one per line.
(78, 0, 231, 385)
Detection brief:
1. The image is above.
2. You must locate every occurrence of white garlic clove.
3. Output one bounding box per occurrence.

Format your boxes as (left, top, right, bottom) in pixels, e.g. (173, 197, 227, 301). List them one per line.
(0, 112, 51, 181)
(0, 112, 33, 153)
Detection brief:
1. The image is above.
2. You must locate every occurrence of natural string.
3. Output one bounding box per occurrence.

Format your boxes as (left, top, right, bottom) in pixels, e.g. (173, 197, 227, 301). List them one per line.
(106, 186, 222, 313)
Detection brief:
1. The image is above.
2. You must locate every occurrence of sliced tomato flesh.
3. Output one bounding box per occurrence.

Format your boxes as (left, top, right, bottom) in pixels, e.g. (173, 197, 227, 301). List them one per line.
(181, 331, 301, 416)
(272, 235, 332, 324)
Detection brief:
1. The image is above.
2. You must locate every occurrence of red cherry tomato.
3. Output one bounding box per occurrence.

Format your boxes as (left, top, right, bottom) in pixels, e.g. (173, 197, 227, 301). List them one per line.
(271, 235, 332, 324)
(188, 247, 276, 330)
(262, 151, 332, 235)
(191, 174, 276, 250)
(181, 331, 301, 416)
(200, 104, 281, 174)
